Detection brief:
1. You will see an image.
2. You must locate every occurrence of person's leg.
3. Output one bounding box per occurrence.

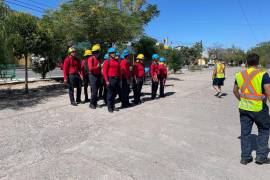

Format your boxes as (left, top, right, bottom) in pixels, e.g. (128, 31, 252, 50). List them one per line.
(151, 80, 158, 99)
(112, 78, 120, 110)
(240, 110, 254, 161)
(121, 78, 129, 107)
(76, 75, 82, 103)
(254, 107, 270, 161)
(68, 75, 75, 104)
(103, 80, 107, 105)
(89, 74, 98, 107)
(107, 77, 114, 112)
(138, 78, 144, 103)
(159, 78, 165, 97)
(133, 79, 139, 104)
(83, 76, 89, 101)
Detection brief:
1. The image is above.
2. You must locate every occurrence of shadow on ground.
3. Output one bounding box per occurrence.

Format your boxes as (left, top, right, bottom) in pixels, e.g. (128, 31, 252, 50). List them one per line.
(0, 84, 66, 111)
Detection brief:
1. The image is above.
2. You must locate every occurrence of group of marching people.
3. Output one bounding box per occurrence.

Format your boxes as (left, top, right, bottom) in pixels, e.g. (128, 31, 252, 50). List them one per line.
(63, 44, 168, 113)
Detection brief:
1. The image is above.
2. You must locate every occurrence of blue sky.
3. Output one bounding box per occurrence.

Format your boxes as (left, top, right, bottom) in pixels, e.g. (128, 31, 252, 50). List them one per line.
(5, 0, 270, 50)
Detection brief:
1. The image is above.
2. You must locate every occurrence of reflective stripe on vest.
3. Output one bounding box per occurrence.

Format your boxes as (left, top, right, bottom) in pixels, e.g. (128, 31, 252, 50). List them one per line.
(235, 68, 266, 112)
(239, 69, 265, 101)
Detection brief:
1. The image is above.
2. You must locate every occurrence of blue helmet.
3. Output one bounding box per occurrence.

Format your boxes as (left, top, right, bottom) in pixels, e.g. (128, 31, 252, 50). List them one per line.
(120, 55, 125, 59)
(104, 53, 109, 60)
(122, 49, 130, 57)
(108, 47, 116, 53)
(159, 57, 166, 62)
(152, 54, 159, 60)
(116, 52, 120, 57)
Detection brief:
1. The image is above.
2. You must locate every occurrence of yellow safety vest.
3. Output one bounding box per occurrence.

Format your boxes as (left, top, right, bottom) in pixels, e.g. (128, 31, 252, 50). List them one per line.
(216, 63, 225, 78)
(235, 68, 266, 112)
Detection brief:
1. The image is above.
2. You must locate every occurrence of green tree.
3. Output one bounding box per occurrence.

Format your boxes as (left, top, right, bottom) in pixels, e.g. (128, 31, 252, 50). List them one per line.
(249, 42, 270, 67)
(0, 2, 13, 65)
(133, 36, 157, 65)
(45, 0, 159, 46)
(6, 12, 39, 93)
(166, 49, 184, 73)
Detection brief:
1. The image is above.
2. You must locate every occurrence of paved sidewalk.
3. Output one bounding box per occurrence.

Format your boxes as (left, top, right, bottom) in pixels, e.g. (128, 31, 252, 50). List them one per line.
(0, 68, 269, 180)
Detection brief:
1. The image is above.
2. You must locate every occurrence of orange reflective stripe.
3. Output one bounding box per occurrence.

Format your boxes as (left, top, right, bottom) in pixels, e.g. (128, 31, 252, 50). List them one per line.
(240, 93, 265, 101)
(240, 69, 262, 95)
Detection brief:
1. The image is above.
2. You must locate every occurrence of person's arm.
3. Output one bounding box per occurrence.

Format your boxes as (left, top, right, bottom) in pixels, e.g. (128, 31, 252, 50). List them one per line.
(63, 57, 69, 83)
(103, 60, 109, 85)
(80, 60, 85, 78)
(262, 73, 270, 102)
(264, 84, 270, 102)
(233, 83, 240, 101)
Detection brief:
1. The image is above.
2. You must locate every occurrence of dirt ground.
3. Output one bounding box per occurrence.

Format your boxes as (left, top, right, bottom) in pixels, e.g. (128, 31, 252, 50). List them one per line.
(0, 68, 269, 180)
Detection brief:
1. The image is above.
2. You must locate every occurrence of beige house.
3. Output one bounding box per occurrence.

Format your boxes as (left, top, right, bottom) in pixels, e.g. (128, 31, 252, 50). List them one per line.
(197, 58, 206, 66)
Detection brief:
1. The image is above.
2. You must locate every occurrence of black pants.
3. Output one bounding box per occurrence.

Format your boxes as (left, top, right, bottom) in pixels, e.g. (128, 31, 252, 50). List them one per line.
(121, 78, 130, 107)
(107, 77, 120, 110)
(89, 74, 101, 106)
(159, 77, 165, 97)
(68, 74, 82, 103)
(151, 79, 159, 99)
(102, 79, 107, 104)
(133, 78, 144, 104)
(83, 75, 89, 101)
(240, 106, 270, 160)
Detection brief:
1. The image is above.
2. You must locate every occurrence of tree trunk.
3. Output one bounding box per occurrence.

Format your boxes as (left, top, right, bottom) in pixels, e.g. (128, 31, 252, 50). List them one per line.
(24, 54, 29, 94)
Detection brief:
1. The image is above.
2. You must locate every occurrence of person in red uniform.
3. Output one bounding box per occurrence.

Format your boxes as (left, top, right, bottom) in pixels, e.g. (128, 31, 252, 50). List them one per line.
(103, 47, 122, 113)
(133, 54, 145, 105)
(120, 49, 131, 108)
(150, 54, 160, 99)
(158, 57, 168, 98)
(81, 49, 92, 103)
(63, 47, 82, 106)
(87, 44, 102, 109)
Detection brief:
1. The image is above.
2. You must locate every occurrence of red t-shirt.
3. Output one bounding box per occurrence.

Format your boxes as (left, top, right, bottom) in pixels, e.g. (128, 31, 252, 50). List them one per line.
(133, 62, 145, 78)
(87, 55, 101, 75)
(63, 55, 81, 80)
(120, 59, 131, 80)
(103, 58, 122, 82)
(150, 62, 159, 77)
(158, 63, 168, 78)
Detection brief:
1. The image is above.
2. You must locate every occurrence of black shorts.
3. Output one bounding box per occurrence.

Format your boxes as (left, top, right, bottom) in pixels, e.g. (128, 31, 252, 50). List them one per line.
(213, 78, 225, 86)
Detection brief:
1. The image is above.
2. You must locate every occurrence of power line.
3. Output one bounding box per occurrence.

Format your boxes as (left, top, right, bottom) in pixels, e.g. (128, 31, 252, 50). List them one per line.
(10, 0, 47, 11)
(27, 0, 55, 9)
(4, 0, 44, 13)
(237, 0, 258, 43)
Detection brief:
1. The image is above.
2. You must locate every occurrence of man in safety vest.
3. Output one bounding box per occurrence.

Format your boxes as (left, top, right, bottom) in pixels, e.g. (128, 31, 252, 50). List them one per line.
(63, 47, 82, 106)
(212, 58, 225, 98)
(81, 49, 92, 103)
(88, 44, 102, 109)
(233, 53, 270, 165)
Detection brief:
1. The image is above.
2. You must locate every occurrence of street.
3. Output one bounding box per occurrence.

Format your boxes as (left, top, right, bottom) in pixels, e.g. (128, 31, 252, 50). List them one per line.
(0, 68, 269, 180)
(15, 68, 63, 80)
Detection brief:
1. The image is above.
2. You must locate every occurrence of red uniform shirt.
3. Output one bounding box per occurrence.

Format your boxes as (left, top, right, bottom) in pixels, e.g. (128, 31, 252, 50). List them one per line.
(120, 59, 131, 80)
(158, 63, 168, 78)
(81, 58, 87, 77)
(150, 62, 159, 77)
(103, 58, 122, 82)
(63, 55, 81, 81)
(133, 62, 145, 78)
(87, 55, 101, 75)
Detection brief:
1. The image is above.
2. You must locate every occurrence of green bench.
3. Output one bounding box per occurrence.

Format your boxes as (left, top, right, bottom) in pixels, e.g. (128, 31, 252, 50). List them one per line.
(0, 64, 16, 80)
